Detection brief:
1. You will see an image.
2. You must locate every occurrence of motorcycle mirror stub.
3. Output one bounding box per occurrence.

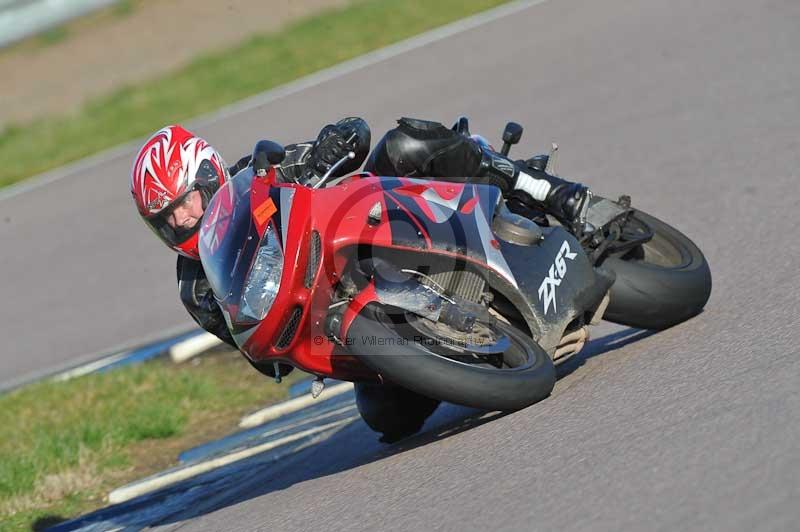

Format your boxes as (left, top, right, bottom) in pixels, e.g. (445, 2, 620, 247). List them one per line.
(502, 122, 523, 144)
(252, 140, 286, 176)
(501, 122, 523, 156)
(452, 115, 471, 136)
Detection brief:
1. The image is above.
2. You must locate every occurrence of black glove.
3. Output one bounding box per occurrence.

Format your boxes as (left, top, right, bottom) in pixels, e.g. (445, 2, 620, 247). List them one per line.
(311, 124, 355, 173)
(301, 117, 371, 185)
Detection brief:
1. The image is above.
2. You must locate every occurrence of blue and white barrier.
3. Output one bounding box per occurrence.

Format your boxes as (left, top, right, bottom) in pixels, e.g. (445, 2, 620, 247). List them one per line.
(0, 0, 118, 48)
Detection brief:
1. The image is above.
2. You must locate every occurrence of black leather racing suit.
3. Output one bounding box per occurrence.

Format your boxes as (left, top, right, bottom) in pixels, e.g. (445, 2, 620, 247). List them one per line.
(177, 254, 236, 347)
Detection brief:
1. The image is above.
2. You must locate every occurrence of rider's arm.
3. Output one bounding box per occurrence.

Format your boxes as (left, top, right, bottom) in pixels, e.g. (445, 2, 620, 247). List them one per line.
(280, 117, 371, 186)
(226, 117, 370, 185)
(176, 255, 237, 348)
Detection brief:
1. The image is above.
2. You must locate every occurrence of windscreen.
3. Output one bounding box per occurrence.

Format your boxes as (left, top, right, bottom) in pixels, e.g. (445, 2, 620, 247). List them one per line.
(198, 169, 259, 308)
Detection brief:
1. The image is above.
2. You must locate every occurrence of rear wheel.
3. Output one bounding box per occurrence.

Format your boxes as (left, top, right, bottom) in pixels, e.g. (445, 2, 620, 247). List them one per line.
(601, 210, 711, 330)
(346, 303, 555, 411)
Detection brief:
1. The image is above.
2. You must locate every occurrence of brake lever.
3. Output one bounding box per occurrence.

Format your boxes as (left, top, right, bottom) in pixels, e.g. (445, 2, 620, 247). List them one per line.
(313, 151, 355, 189)
(312, 132, 359, 189)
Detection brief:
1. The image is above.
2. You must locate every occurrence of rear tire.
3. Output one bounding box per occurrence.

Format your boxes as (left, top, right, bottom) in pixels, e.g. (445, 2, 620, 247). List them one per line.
(346, 303, 555, 411)
(601, 210, 711, 330)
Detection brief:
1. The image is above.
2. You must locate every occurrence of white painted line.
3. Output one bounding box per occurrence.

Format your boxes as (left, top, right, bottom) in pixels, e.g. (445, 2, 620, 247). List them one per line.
(169, 332, 223, 363)
(239, 381, 354, 428)
(0, 0, 551, 203)
(183, 403, 358, 464)
(46, 329, 201, 384)
(11, 330, 209, 393)
(50, 351, 131, 382)
(255, 403, 357, 441)
(0, 140, 140, 202)
(0, 323, 196, 393)
(108, 415, 359, 504)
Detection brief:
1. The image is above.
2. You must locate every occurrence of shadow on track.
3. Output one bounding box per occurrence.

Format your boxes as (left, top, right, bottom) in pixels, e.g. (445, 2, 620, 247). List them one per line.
(51, 327, 652, 531)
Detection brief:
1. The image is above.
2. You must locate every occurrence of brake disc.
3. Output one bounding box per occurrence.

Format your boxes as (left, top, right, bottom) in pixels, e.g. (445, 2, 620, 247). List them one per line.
(406, 314, 511, 355)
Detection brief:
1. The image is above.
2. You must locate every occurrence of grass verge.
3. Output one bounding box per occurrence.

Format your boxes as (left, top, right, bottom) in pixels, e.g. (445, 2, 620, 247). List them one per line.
(0, 0, 510, 188)
(0, 349, 304, 531)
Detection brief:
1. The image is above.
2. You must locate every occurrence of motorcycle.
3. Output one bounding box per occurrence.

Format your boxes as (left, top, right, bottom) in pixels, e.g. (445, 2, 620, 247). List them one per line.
(197, 119, 712, 437)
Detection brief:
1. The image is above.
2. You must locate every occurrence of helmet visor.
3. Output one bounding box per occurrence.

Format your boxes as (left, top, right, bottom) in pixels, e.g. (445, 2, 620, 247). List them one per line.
(143, 192, 201, 248)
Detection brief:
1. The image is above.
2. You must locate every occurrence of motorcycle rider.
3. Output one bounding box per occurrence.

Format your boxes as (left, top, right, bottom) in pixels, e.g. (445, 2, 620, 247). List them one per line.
(130, 118, 589, 438)
(130, 119, 372, 350)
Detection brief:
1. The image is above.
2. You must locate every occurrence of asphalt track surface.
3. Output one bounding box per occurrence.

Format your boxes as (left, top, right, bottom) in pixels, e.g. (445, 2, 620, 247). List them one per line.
(4, 0, 800, 529)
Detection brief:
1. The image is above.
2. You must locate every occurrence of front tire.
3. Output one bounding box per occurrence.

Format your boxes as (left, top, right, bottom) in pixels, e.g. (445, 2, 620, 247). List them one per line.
(601, 210, 712, 330)
(346, 303, 555, 411)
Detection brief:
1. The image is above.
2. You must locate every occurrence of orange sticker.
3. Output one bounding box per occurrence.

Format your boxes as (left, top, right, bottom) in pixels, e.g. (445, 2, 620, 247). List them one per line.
(253, 197, 277, 225)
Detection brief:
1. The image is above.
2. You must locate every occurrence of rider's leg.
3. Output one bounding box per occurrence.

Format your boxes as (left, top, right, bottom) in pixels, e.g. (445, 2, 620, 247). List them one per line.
(365, 118, 589, 226)
(354, 382, 440, 442)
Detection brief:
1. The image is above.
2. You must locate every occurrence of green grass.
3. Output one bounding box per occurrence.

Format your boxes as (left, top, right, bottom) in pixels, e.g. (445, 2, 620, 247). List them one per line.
(0, 0, 510, 188)
(112, 0, 136, 18)
(0, 350, 304, 531)
(37, 26, 69, 46)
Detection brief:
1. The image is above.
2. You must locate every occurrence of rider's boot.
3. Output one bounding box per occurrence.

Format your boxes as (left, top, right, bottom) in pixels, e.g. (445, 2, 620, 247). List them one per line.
(475, 148, 590, 230)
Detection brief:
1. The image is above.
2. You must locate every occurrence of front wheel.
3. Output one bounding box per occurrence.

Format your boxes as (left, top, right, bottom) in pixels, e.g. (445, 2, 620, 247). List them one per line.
(600, 209, 712, 330)
(346, 303, 555, 411)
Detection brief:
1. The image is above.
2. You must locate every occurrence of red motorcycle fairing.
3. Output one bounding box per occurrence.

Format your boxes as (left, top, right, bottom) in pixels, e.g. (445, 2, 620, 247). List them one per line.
(221, 171, 518, 382)
(369, 177, 517, 288)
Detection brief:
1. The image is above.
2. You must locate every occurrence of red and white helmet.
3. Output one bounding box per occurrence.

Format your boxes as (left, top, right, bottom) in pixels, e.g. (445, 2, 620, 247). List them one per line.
(131, 125, 227, 258)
